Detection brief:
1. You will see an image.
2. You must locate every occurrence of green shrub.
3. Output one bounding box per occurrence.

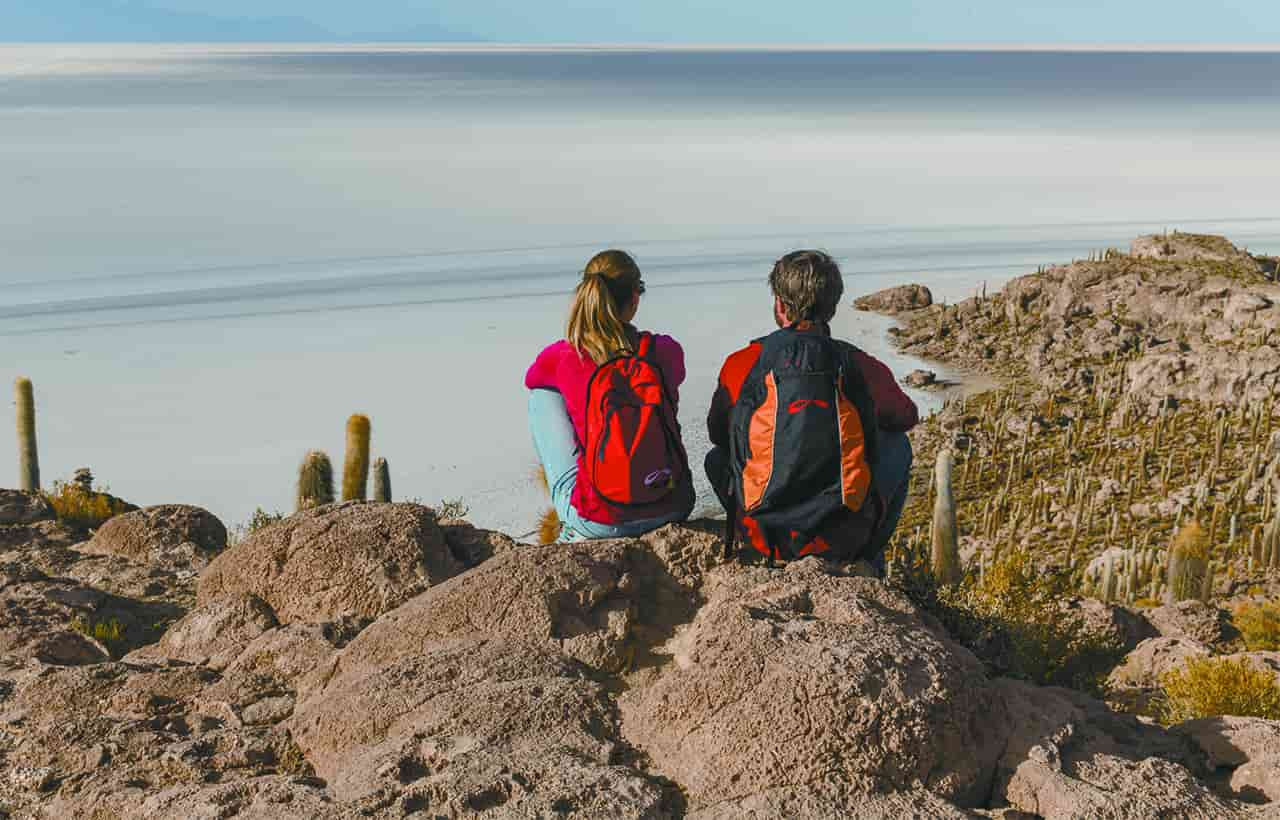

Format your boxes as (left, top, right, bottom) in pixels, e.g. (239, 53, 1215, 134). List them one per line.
(1233, 601, 1280, 652)
(1159, 656, 1280, 724)
(896, 547, 1123, 695)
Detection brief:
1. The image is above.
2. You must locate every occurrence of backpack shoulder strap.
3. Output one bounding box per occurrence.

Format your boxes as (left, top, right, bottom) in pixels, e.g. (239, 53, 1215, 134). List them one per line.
(635, 331, 655, 358)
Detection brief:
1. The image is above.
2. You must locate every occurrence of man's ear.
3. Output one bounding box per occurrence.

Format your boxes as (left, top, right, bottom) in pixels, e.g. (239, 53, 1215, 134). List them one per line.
(773, 296, 789, 327)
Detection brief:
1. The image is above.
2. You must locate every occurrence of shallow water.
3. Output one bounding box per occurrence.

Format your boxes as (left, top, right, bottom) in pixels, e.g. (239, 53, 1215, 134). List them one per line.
(2, 46, 1278, 534)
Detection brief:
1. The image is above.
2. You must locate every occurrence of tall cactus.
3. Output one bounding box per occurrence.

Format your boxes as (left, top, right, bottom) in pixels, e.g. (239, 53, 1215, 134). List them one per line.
(341, 414, 371, 501)
(296, 450, 335, 511)
(1167, 521, 1210, 603)
(372, 457, 392, 503)
(14, 377, 39, 492)
(931, 449, 962, 586)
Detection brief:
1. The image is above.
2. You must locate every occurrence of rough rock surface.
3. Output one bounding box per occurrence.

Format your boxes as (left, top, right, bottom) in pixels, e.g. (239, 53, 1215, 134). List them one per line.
(1174, 716, 1280, 769)
(3, 517, 1275, 818)
(0, 490, 54, 526)
(1107, 636, 1212, 714)
(990, 677, 1237, 819)
(125, 593, 279, 670)
(619, 557, 1006, 811)
(84, 503, 227, 570)
(903, 368, 940, 389)
(1175, 717, 1280, 805)
(199, 502, 470, 624)
(287, 539, 696, 812)
(1065, 597, 1157, 653)
(1146, 600, 1241, 649)
(854, 283, 934, 314)
(888, 233, 1280, 408)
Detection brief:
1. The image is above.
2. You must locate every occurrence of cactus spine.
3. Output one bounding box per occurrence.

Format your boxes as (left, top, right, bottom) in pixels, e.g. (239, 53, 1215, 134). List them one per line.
(296, 450, 335, 511)
(372, 457, 392, 503)
(931, 450, 962, 586)
(14, 378, 39, 492)
(341, 414, 372, 502)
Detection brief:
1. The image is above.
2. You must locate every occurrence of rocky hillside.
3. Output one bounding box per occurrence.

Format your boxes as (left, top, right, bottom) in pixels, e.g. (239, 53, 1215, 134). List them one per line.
(3, 491, 1280, 817)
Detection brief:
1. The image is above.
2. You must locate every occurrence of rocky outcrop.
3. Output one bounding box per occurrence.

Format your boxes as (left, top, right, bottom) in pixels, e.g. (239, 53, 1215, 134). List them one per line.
(1147, 600, 1241, 649)
(1175, 716, 1280, 804)
(3, 515, 1275, 818)
(84, 503, 227, 571)
(888, 234, 1280, 408)
(854, 283, 933, 314)
(124, 593, 279, 670)
(198, 502, 470, 624)
(1130, 232, 1266, 266)
(1064, 597, 1157, 654)
(991, 677, 1236, 818)
(619, 557, 1005, 812)
(0, 490, 54, 526)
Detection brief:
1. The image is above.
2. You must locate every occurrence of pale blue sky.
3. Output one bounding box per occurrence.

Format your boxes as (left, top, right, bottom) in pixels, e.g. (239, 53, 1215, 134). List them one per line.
(5, 0, 1280, 43)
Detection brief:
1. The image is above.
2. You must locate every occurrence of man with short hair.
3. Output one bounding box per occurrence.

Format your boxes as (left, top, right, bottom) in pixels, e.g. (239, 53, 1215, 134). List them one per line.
(705, 250, 918, 568)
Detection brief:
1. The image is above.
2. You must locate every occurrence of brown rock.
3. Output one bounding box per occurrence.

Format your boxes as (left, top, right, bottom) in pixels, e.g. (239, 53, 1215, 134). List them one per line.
(291, 637, 669, 814)
(0, 519, 81, 551)
(991, 678, 1236, 819)
(1130, 233, 1261, 266)
(686, 787, 975, 819)
(438, 518, 521, 565)
(1065, 597, 1157, 654)
(287, 540, 697, 811)
(619, 557, 1007, 811)
(854, 283, 933, 314)
(903, 368, 939, 388)
(1173, 716, 1280, 769)
(198, 502, 468, 624)
(0, 489, 55, 525)
(85, 504, 227, 570)
(1109, 636, 1212, 691)
(0, 659, 315, 818)
(1230, 753, 1280, 804)
(124, 593, 279, 670)
(1146, 600, 1240, 648)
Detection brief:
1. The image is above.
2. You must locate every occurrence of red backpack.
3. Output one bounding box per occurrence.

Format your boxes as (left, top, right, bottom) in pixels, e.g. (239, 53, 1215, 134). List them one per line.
(583, 332, 690, 516)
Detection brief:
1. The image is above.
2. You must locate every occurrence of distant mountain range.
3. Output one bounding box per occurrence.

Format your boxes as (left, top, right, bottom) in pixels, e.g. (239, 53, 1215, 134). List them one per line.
(2, 1, 481, 42)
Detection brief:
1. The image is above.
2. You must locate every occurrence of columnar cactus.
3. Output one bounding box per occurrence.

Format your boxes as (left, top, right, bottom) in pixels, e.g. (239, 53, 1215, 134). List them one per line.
(14, 377, 39, 491)
(1167, 521, 1210, 603)
(372, 457, 392, 503)
(296, 450, 335, 511)
(931, 450, 961, 586)
(341, 415, 372, 502)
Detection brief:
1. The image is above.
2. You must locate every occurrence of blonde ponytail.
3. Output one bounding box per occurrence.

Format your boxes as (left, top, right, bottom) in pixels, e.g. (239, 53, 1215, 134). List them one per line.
(566, 250, 642, 365)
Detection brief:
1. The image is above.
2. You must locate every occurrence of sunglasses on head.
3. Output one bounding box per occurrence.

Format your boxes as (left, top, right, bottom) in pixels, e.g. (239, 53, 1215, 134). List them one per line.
(637, 280, 646, 295)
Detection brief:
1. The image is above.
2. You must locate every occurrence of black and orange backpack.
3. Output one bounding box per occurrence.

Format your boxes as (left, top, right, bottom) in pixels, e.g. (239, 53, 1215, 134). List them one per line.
(723, 327, 881, 562)
(583, 331, 691, 517)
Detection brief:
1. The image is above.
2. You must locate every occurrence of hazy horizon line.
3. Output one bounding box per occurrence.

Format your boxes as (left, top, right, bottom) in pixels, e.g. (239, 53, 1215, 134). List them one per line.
(3, 41, 1280, 53)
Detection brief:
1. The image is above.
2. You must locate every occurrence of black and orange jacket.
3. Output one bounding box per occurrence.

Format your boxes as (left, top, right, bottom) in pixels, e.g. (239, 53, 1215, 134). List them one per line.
(707, 322, 920, 555)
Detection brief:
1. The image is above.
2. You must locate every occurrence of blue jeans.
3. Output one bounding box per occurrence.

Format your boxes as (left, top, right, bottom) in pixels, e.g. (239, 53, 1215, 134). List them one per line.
(705, 431, 913, 570)
(528, 389, 692, 542)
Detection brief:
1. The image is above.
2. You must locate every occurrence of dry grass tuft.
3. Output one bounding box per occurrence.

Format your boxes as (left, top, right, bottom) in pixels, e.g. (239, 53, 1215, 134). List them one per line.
(1159, 656, 1280, 724)
(1233, 601, 1280, 652)
(896, 547, 1123, 695)
(70, 616, 126, 650)
(538, 507, 562, 545)
(43, 481, 130, 532)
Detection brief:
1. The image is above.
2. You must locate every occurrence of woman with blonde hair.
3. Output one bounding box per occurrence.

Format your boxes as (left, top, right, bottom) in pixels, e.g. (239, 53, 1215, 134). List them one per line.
(526, 250, 694, 541)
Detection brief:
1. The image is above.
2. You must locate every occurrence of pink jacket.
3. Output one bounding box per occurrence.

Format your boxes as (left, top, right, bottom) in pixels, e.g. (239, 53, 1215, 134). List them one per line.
(525, 333, 686, 523)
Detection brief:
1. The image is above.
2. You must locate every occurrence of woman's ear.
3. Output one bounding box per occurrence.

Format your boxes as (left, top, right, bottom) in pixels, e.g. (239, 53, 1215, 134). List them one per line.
(623, 290, 641, 322)
(774, 296, 789, 327)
